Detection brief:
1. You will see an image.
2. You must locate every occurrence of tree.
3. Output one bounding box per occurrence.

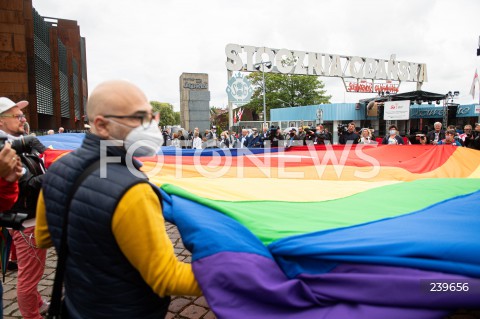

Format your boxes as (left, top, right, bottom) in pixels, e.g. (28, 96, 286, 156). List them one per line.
(173, 112, 180, 125)
(244, 72, 331, 120)
(150, 101, 178, 127)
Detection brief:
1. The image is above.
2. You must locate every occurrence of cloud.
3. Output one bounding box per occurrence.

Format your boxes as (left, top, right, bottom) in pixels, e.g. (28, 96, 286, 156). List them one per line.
(33, 0, 480, 110)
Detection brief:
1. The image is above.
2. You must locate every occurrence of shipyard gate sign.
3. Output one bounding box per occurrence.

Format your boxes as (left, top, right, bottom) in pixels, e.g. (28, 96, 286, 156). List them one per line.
(225, 44, 428, 93)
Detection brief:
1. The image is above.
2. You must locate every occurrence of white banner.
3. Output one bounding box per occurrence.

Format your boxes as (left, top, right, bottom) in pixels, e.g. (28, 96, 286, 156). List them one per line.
(384, 100, 411, 120)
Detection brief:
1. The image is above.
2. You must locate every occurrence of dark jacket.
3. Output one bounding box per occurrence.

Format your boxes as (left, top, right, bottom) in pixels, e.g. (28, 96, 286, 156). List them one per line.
(10, 151, 45, 219)
(339, 131, 359, 144)
(248, 134, 262, 148)
(427, 130, 445, 144)
(42, 134, 170, 319)
(381, 135, 404, 145)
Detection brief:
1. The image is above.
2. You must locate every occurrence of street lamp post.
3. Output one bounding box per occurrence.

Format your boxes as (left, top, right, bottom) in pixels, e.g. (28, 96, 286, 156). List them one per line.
(254, 61, 272, 129)
(444, 91, 459, 128)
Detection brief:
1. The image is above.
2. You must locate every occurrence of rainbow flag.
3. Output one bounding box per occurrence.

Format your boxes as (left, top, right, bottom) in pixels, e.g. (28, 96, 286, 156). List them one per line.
(39, 134, 480, 319)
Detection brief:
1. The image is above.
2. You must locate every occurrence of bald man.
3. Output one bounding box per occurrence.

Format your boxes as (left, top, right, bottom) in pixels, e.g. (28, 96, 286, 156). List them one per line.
(35, 80, 201, 318)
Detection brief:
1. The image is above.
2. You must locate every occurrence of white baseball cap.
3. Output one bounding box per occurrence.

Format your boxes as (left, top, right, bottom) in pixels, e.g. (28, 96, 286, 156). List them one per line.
(0, 97, 28, 114)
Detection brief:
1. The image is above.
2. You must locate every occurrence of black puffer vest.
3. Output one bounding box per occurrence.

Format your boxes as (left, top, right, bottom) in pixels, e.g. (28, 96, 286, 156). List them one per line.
(42, 133, 170, 319)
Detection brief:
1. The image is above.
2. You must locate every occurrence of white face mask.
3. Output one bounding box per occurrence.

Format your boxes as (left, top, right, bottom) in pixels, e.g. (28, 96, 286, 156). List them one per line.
(124, 120, 163, 157)
(389, 130, 396, 135)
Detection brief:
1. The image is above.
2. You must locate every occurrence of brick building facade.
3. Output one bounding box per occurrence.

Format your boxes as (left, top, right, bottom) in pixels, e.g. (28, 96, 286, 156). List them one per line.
(0, 0, 87, 131)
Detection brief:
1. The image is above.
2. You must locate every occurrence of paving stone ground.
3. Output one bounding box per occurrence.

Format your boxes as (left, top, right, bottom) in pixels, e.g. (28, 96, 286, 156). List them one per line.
(2, 222, 479, 319)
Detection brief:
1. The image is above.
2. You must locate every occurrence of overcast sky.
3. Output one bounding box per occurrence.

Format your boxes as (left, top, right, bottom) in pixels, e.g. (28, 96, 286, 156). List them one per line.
(33, 0, 480, 111)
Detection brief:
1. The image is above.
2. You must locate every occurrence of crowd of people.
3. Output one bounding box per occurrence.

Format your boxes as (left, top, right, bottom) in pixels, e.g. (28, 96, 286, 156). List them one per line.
(162, 121, 480, 150)
(324, 121, 480, 149)
(161, 123, 337, 149)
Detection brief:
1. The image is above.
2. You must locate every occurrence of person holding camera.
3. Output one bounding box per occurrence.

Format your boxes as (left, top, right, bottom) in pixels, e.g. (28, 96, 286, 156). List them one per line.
(471, 123, 480, 150)
(247, 128, 262, 148)
(0, 97, 48, 319)
(339, 122, 359, 145)
(315, 124, 333, 145)
(0, 141, 23, 319)
(460, 125, 476, 148)
(413, 133, 429, 145)
(267, 126, 284, 147)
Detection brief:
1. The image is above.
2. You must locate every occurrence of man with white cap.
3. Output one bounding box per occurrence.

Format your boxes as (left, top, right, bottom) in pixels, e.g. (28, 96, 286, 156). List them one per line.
(0, 97, 49, 319)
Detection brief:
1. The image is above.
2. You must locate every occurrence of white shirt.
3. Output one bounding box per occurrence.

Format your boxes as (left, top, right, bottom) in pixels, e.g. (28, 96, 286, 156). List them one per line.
(192, 137, 202, 149)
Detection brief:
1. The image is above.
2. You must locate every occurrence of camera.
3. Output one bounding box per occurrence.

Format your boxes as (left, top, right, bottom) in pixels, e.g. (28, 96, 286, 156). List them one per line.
(0, 212, 28, 230)
(337, 124, 348, 136)
(0, 134, 44, 154)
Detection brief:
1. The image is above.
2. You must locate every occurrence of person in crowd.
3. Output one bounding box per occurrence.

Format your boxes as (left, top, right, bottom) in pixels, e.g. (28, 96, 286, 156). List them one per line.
(47, 129, 54, 135)
(58, 127, 64, 134)
(460, 124, 475, 147)
(0, 142, 22, 208)
(303, 127, 316, 145)
(171, 132, 180, 148)
(219, 131, 230, 148)
(192, 131, 203, 149)
(0, 97, 48, 319)
(238, 129, 250, 148)
(412, 133, 429, 145)
(468, 123, 480, 150)
(194, 127, 202, 139)
(178, 129, 187, 149)
(437, 129, 462, 146)
(315, 124, 333, 145)
(0, 141, 23, 317)
(162, 127, 172, 146)
(297, 126, 306, 143)
(287, 128, 297, 147)
(358, 128, 375, 144)
(382, 125, 404, 145)
(248, 128, 262, 148)
(205, 128, 217, 148)
(35, 80, 201, 318)
(339, 122, 359, 144)
(427, 122, 445, 145)
(267, 127, 284, 147)
(228, 130, 238, 148)
(210, 125, 217, 140)
(446, 125, 464, 146)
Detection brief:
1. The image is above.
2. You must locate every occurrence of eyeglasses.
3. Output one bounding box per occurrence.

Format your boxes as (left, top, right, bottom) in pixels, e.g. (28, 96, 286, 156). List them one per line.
(104, 111, 158, 128)
(0, 114, 26, 121)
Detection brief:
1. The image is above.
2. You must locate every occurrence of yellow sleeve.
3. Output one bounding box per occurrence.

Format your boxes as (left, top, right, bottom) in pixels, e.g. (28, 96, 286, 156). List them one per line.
(112, 183, 202, 297)
(35, 190, 54, 248)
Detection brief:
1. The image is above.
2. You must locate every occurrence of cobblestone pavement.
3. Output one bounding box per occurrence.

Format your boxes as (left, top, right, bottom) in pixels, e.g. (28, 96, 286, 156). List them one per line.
(3, 223, 215, 319)
(3, 223, 479, 319)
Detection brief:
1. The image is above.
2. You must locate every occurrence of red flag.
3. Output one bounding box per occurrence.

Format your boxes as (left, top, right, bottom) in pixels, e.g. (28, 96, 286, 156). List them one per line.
(238, 108, 244, 121)
(469, 69, 479, 100)
(233, 110, 237, 124)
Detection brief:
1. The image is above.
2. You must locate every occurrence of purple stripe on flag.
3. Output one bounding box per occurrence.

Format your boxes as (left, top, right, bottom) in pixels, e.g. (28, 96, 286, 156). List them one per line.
(193, 252, 478, 319)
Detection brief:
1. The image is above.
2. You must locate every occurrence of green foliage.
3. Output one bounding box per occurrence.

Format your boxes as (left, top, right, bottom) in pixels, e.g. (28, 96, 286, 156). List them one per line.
(210, 106, 228, 132)
(244, 72, 331, 120)
(174, 112, 180, 125)
(150, 101, 178, 127)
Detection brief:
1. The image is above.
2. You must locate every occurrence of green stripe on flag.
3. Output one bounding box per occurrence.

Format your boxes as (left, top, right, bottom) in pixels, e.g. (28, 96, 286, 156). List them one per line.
(162, 178, 480, 245)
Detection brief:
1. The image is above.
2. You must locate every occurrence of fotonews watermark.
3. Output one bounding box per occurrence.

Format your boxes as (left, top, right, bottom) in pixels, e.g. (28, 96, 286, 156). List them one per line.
(99, 140, 382, 180)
